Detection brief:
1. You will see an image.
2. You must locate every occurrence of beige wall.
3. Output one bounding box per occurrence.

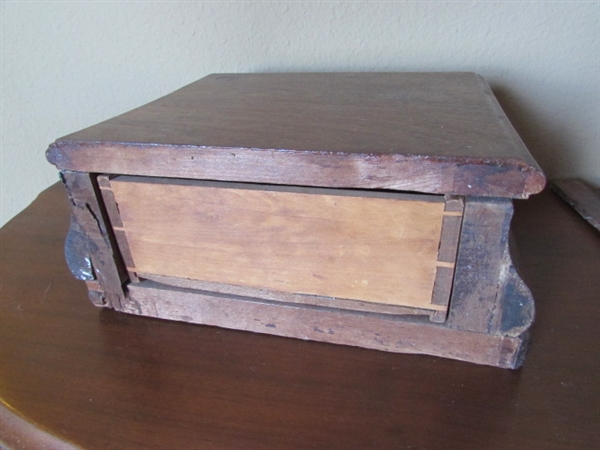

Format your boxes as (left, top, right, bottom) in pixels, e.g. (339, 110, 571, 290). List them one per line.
(1, 1, 598, 226)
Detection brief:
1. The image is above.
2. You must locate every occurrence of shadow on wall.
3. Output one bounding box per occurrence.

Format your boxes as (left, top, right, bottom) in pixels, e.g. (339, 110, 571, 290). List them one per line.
(491, 84, 570, 184)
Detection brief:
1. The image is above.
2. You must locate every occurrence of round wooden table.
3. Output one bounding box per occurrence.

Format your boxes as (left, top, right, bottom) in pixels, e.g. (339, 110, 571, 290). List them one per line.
(1, 184, 598, 450)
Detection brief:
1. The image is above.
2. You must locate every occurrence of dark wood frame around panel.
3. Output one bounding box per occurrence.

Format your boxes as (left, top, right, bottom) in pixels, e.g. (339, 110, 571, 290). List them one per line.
(59, 170, 531, 369)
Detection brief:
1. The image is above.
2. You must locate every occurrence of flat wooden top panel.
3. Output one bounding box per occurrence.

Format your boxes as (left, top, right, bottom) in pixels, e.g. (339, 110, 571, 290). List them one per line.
(47, 73, 545, 198)
(1, 184, 599, 450)
(61, 73, 522, 158)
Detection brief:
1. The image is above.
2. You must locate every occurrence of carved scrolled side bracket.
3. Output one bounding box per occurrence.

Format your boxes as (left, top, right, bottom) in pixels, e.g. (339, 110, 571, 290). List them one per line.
(494, 232, 537, 369)
(60, 171, 126, 309)
(65, 213, 95, 282)
(446, 197, 536, 368)
(498, 265, 535, 337)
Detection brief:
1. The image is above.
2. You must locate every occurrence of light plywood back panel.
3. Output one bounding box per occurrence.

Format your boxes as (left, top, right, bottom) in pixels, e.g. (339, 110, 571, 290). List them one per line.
(109, 177, 448, 310)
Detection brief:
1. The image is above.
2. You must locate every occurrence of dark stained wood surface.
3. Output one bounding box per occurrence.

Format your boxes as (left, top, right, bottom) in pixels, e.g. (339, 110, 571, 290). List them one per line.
(55, 73, 529, 159)
(552, 179, 600, 231)
(1, 183, 599, 450)
(46, 73, 545, 198)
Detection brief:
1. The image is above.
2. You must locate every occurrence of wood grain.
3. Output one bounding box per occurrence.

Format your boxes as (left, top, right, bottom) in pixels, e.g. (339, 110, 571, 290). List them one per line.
(430, 198, 464, 313)
(124, 279, 524, 368)
(97, 175, 139, 283)
(46, 73, 545, 198)
(109, 177, 449, 310)
(446, 198, 517, 333)
(140, 273, 442, 320)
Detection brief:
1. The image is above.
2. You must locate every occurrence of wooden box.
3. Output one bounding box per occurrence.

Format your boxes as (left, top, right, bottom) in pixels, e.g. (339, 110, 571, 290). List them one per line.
(46, 73, 545, 368)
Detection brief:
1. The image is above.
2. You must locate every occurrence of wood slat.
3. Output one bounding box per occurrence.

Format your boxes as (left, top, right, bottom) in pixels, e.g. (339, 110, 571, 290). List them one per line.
(140, 273, 446, 317)
(124, 280, 524, 368)
(97, 174, 139, 283)
(46, 73, 546, 198)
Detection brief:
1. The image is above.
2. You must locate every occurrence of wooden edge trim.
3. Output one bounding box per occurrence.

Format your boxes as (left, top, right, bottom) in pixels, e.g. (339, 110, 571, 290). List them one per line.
(429, 310, 448, 324)
(0, 402, 81, 450)
(136, 274, 444, 317)
(97, 175, 139, 283)
(431, 266, 455, 307)
(112, 230, 139, 281)
(430, 197, 464, 316)
(444, 195, 465, 212)
(500, 331, 531, 369)
(96, 175, 123, 227)
(96, 174, 114, 189)
(122, 282, 526, 369)
(110, 175, 445, 203)
(438, 210, 464, 263)
(47, 141, 543, 199)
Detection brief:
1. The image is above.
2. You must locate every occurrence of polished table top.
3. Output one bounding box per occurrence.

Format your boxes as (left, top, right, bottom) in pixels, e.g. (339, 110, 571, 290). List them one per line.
(1, 184, 598, 450)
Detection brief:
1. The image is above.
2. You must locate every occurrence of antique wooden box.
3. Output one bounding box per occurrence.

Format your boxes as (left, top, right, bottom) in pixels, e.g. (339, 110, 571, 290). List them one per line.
(46, 73, 545, 368)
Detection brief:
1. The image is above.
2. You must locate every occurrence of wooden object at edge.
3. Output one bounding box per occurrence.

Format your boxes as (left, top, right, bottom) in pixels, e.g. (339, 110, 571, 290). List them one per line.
(48, 73, 545, 369)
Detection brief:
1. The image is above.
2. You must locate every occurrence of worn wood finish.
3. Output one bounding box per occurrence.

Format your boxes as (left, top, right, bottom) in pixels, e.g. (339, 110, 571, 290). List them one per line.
(123, 280, 522, 368)
(46, 73, 545, 198)
(97, 175, 139, 283)
(109, 176, 451, 310)
(446, 197, 527, 334)
(1, 184, 598, 450)
(141, 274, 443, 320)
(60, 171, 125, 309)
(430, 196, 464, 314)
(43, 73, 545, 368)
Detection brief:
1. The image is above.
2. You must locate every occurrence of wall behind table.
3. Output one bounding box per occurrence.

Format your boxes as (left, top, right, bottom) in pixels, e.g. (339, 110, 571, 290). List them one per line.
(1, 1, 598, 226)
